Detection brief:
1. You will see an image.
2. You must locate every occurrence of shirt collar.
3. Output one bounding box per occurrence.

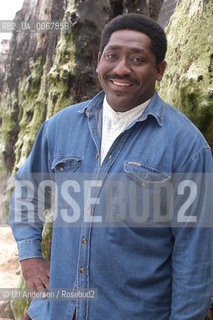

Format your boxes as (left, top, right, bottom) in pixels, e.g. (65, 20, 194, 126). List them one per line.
(78, 90, 165, 127)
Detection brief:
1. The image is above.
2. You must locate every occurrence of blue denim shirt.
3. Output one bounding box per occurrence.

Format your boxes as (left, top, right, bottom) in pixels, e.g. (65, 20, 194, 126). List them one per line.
(10, 90, 213, 320)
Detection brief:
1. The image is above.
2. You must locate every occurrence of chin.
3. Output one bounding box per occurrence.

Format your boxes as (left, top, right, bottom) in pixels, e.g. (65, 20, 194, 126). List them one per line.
(112, 102, 132, 112)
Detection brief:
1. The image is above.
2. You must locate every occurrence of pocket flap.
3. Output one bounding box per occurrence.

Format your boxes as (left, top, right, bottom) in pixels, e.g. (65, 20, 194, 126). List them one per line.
(51, 155, 82, 171)
(124, 161, 170, 186)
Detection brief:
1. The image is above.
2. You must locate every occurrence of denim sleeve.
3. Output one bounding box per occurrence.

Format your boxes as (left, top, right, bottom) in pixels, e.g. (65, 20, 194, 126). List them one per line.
(9, 121, 50, 261)
(170, 146, 213, 319)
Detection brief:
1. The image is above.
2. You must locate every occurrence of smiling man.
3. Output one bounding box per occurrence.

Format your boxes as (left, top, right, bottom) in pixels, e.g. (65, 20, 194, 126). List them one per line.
(9, 13, 213, 320)
(97, 29, 166, 110)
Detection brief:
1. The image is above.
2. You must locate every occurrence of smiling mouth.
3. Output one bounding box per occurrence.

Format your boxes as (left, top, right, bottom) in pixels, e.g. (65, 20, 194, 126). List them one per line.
(110, 80, 133, 87)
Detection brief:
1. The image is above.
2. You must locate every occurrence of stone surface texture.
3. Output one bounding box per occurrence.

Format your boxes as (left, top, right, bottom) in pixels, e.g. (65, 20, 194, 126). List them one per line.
(159, 0, 213, 148)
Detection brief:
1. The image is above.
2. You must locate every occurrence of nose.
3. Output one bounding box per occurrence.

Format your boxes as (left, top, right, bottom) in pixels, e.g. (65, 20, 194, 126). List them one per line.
(113, 58, 131, 76)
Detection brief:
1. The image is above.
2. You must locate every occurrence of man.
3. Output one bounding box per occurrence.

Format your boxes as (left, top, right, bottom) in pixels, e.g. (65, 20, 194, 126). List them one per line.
(9, 13, 213, 320)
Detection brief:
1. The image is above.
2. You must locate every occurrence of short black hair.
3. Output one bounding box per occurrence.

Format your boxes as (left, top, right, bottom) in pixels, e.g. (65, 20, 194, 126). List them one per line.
(100, 13, 167, 65)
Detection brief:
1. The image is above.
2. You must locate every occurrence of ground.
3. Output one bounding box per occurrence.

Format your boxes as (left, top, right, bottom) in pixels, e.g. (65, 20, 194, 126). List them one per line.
(0, 226, 19, 320)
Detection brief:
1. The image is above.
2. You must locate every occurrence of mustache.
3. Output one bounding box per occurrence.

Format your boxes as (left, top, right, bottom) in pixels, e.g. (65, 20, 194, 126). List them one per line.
(104, 74, 139, 85)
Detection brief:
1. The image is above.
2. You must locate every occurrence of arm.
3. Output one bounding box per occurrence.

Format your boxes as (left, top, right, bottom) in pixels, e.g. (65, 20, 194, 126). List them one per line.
(9, 121, 51, 291)
(170, 146, 213, 319)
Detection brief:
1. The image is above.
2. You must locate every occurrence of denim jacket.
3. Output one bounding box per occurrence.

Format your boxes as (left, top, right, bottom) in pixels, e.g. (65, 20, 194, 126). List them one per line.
(10, 90, 213, 320)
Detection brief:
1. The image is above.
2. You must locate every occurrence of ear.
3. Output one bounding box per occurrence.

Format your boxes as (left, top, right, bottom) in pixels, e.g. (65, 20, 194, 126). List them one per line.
(156, 60, 167, 81)
(96, 52, 101, 73)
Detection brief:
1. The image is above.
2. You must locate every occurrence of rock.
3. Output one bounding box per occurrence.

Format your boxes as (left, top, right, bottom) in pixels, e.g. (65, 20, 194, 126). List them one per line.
(16, 266, 21, 275)
(159, 0, 213, 148)
(0, 301, 15, 319)
(157, 0, 178, 28)
(0, 39, 10, 89)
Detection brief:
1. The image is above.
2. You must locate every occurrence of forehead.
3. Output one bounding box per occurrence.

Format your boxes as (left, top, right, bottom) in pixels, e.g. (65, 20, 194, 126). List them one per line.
(105, 29, 152, 52)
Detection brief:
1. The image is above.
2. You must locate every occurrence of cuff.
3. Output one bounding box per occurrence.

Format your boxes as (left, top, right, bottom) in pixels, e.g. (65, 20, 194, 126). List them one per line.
(17, 239, 43, 261)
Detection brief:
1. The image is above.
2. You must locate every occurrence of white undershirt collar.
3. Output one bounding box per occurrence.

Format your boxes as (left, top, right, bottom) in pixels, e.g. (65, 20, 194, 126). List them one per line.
(100, 96, 151, 164)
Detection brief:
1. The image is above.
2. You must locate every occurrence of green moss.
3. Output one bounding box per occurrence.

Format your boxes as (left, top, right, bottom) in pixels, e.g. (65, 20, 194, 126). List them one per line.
(11, 276, 31, 320)
(24, 56, 45, 99)
(41, 216, 53, 260)
(159, 0, 213, 146)
(41, 206, 54, 260)
(0, 54, 47, 175)
(14, 57, 47, 170)
(45, 0, 78, 117)
(0, 90, 18, 149)
(46, 32, 77, 118)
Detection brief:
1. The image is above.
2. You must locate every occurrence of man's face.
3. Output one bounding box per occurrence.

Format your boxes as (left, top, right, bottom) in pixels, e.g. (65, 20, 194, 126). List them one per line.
(96, 29, 166, 112)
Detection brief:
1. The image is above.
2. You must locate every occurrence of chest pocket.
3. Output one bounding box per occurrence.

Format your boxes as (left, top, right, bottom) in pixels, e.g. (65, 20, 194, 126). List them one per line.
(124, 161, 170, 187)
(50, 156, 83, 224)
(51, 155, 82, 173)
(123, 161, 171, 225)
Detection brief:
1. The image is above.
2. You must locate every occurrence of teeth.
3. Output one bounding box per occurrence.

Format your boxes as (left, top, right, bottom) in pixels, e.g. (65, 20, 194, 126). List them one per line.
(112, 80, 132, 87)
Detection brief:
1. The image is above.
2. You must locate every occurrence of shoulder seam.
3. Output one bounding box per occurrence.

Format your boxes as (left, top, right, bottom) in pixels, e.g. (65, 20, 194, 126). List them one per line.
(181, 145, 211, 170)
(164, 103, 202, 136)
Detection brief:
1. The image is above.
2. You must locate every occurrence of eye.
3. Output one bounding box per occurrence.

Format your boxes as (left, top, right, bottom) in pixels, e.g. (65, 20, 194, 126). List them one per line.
(130, 57, 145, 64)
(104, 52, 117, 60)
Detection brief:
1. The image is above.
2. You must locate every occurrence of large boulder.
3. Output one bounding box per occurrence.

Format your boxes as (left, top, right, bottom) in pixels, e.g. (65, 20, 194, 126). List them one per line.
(159, 0, 213, 148)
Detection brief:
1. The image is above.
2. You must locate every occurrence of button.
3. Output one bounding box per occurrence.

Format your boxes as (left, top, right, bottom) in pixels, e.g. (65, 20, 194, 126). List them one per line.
(108, 154, 112, 160)
(80, 266, 85, 273)
(96, 153, 99, 159)
(82, 237, 87, 244)
(46, 188, 51, 199)
(86, 207, 91, 215)
(59, 166, 64, 172)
